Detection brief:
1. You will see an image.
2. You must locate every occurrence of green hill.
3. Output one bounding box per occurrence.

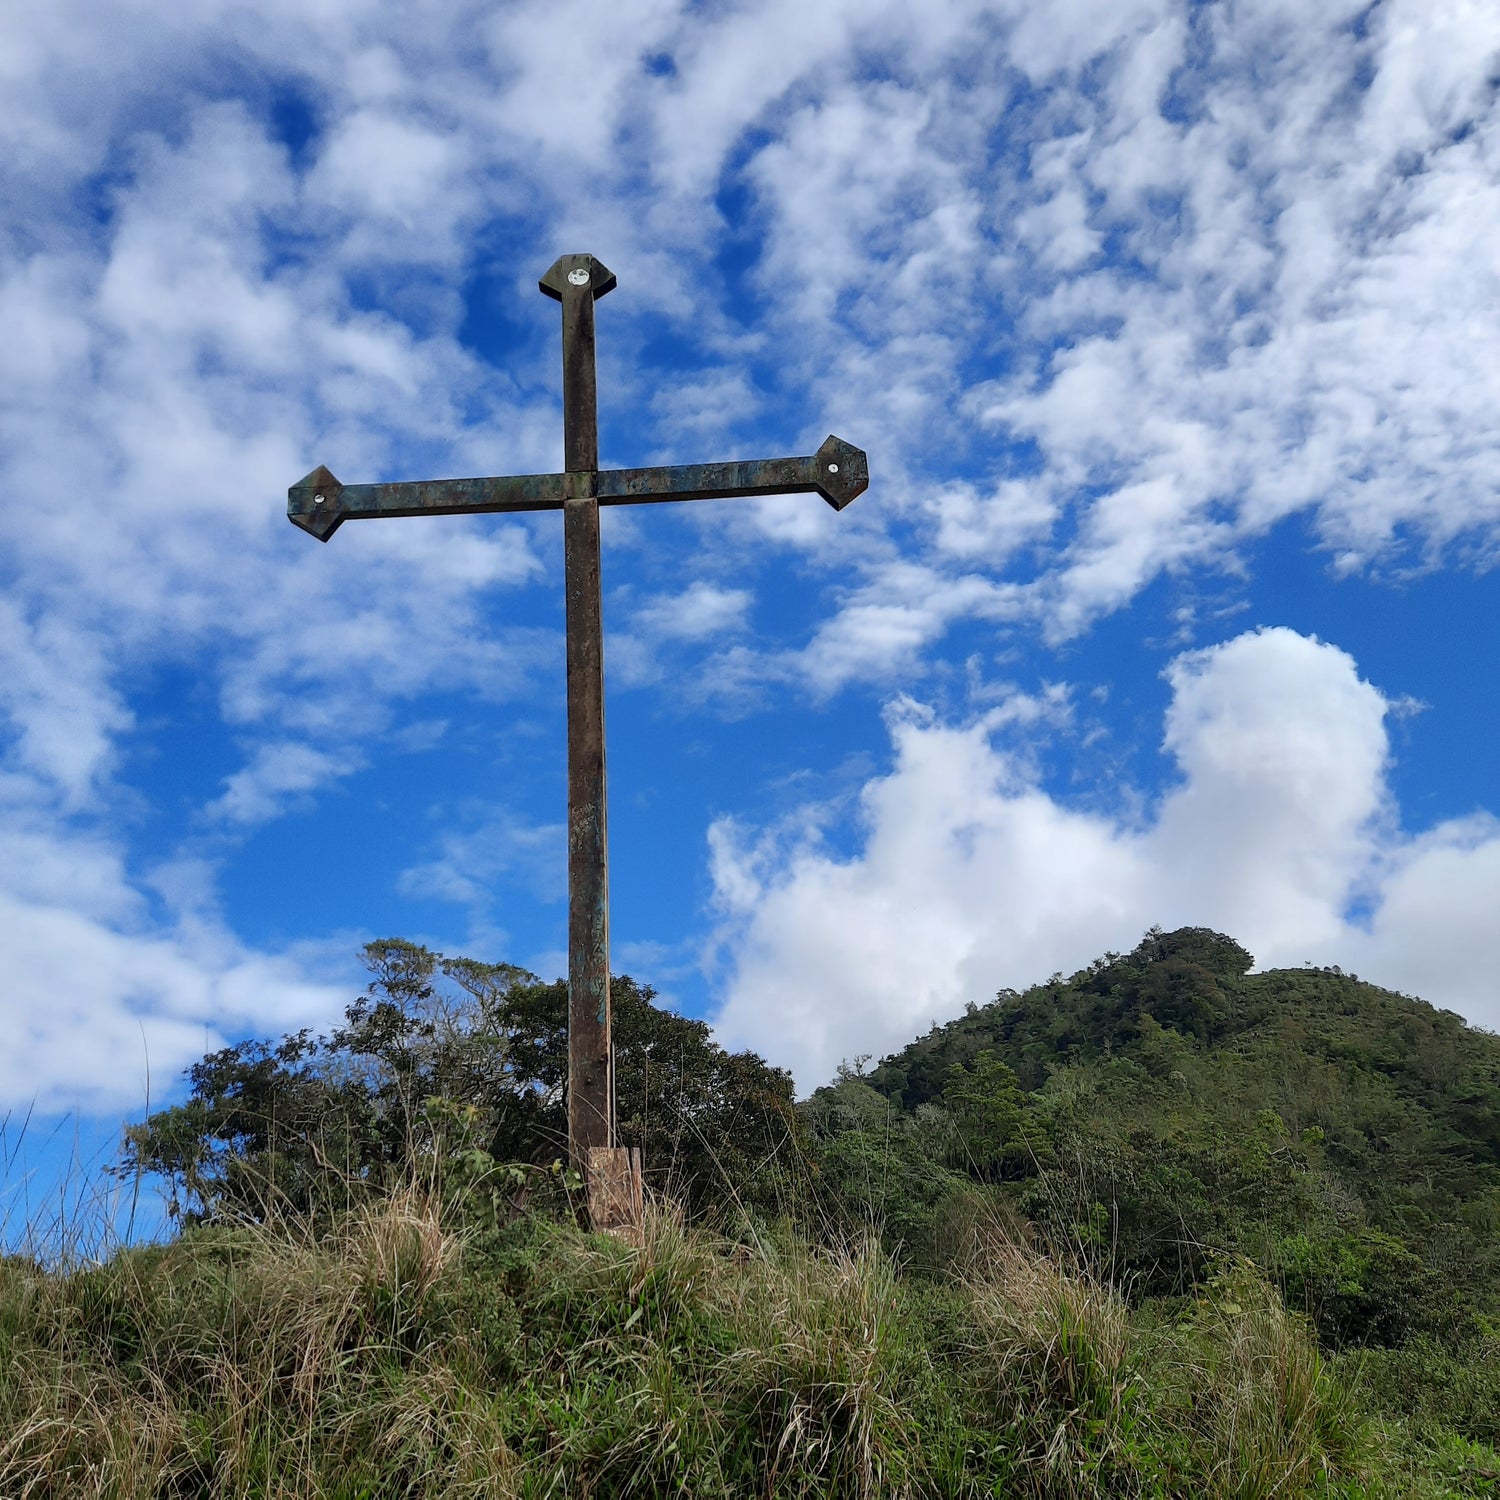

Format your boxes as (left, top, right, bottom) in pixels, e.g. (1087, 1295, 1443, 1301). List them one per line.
(1, 928, 1497, 1497)
(837, 925, 1500, 1339)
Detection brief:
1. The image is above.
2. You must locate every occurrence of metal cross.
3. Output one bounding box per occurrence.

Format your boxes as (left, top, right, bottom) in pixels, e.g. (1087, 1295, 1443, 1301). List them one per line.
(287, 252, 868, 1181)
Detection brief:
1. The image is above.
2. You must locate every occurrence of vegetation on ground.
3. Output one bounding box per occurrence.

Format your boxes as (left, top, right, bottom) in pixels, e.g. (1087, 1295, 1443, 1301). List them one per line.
(0, 927, 1495, 1496)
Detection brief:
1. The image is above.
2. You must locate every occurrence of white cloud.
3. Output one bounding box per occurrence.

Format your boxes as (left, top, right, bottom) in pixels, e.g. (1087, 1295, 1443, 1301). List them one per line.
(1349, 816, 1500, 1018)
(1003, 0, 1168, 82)
(207, 741, 361, 826)
(975, 0, 1500, 630)
(397, 805, 565, 909)
(762, 563, 1020, 698)
(0, 601, 131, 808)
(647, 369, 763, 443)
(308, 111, 468, 233)
(925, 479, 1058, 564)
(633, 582, 752, 643)
(4, 0, 1496, 770)
(483, 0, 681, 172)
(709, 627, 1500, 1091)
(0, 832, 353, 1113)
(609, 581, 753, 689)
(0, 823, 141, 926)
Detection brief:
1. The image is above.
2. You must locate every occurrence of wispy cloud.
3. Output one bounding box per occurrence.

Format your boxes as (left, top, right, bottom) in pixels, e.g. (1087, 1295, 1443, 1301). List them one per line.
(0, 0, 1497, 1116)
(398, 805, 566, 910)
(207, 742, 361, 826)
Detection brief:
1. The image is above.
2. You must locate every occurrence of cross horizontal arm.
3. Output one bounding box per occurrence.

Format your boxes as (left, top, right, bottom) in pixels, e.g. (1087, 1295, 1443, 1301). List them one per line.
(288, 465, 567, 542)
(598, 435, 867, 511)
(288, 436, 867, 541)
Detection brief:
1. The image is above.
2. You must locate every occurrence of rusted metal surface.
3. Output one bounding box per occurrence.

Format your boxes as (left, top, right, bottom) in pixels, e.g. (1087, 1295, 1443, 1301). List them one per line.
(288, 435, 868, 541)
(564, 486, 612, 1167)
(286, 252, 870, 1199)
(546, 255, 616, 1170)
(539, 253, 613, 475)
(598, 434, 869, 511)
(561, 477, 612, 1158)
(288, 467, 568, 541)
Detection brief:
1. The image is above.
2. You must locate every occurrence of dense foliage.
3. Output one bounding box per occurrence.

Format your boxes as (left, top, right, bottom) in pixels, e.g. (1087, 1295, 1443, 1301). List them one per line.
(122, 940, 806, 1228)
(813, 926, 1500, 1352)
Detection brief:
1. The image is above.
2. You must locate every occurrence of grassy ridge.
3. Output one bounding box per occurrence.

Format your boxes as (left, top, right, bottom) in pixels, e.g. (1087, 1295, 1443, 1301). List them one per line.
(6, 926, 1499, 1496)
(0, 1188, 1440, 1499)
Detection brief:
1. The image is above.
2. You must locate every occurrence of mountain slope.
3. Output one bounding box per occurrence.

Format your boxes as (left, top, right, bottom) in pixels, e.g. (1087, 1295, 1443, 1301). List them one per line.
(807, 927, 1500, 1345)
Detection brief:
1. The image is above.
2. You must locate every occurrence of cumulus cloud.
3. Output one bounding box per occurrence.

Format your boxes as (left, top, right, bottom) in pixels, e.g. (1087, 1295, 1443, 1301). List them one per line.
(709, 628, 1500, 1091)
(0, 829, 352, 1113)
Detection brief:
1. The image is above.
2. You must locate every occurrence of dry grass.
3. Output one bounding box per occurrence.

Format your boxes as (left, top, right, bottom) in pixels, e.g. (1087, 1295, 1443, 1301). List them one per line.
(958, 1238, 1142, 1498)
(0, 1185, 1390, 1499)
(0, 1187, 517, 1499)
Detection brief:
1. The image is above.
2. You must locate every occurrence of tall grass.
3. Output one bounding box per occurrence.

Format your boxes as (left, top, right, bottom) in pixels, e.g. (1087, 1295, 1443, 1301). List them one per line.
(1, 1108, 156, 1271)
(1137, 1256, 1370, 1499)
(0, 1175, 1440, 1498)
(958, 1240, 1141, 1497)
(0, 1187, 511, 1498)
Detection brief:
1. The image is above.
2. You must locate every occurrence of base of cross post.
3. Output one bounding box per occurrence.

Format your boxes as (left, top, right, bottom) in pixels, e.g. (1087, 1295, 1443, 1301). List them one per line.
(586, 1146, 644, 1242)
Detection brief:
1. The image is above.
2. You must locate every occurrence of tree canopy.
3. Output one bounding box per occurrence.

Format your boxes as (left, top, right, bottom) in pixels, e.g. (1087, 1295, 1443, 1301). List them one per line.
(123, 939, 805, 1227)
(808, 925, 1500, 1349)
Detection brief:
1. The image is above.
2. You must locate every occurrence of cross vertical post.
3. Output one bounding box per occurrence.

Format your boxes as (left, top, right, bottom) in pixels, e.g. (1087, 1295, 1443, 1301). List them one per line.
(286, 252, 868, 1228)
(541, 253, 617, 1170)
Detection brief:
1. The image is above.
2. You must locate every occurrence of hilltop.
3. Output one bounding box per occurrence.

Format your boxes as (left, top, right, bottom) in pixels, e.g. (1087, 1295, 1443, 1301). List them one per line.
(1, 927, 1496, 1496)
(809, 927, 1500, 1343)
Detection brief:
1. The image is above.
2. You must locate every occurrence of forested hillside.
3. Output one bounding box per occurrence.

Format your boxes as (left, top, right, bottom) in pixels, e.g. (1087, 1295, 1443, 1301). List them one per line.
(825, 925, 1500, 1344)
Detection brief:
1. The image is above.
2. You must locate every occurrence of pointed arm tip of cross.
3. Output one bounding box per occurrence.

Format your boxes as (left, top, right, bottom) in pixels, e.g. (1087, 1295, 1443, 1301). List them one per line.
(814, 436, 869, 510)
(287, 465, 344, 541)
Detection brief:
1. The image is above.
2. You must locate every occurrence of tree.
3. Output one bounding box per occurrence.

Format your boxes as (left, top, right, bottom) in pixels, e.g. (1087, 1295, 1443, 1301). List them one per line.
(122, 940, 804, 1228)
(940, 1050, 1029, 1179)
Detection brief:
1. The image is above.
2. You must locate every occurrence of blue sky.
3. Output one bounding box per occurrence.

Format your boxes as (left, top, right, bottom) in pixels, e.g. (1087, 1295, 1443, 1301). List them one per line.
(3, 0, 1500, 1221)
